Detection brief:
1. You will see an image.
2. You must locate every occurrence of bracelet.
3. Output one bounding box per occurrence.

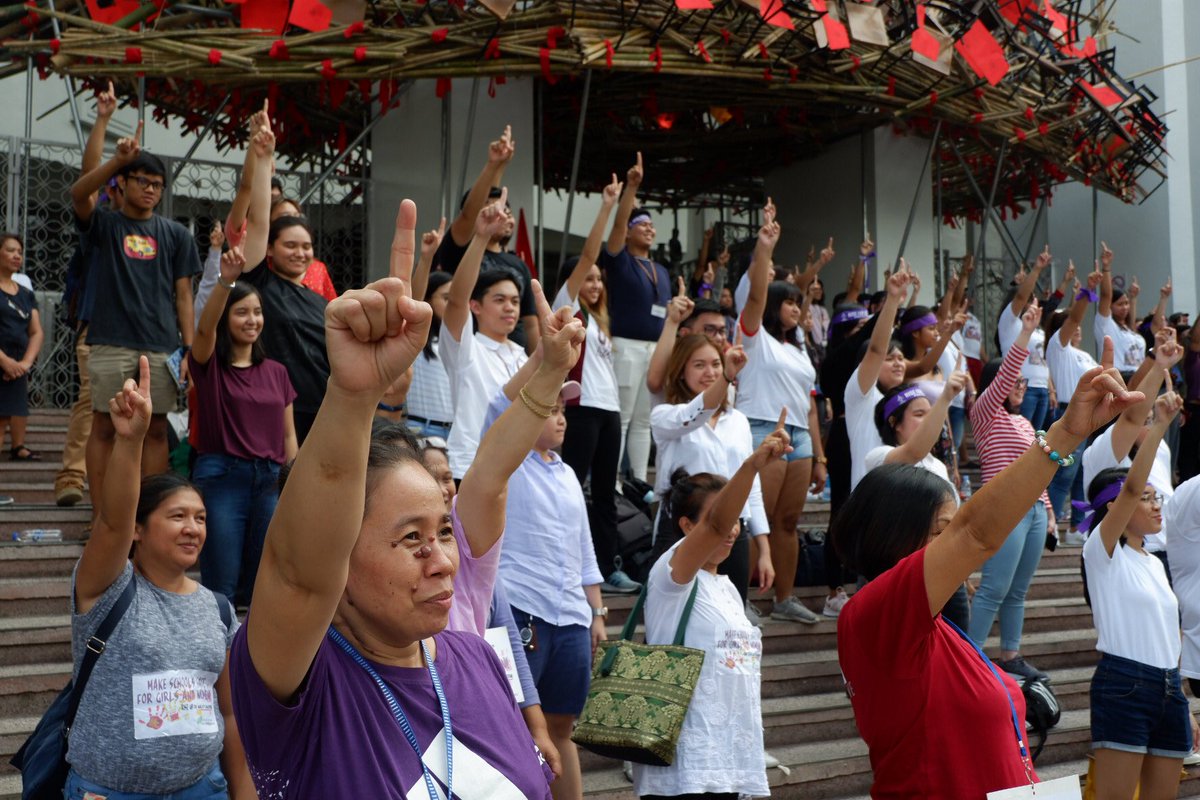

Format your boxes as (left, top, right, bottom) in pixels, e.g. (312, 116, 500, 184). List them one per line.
(1033, 430, 1075, 468)
(814, 455, 827, 465)
(518, 386, 554, 419)
(218, 277, 236, 291)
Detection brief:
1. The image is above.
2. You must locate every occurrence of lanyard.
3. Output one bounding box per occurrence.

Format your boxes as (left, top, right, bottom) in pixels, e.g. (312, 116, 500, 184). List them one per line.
(942, 617, 1034, 784)
(328, 627, 454, 800)
(633, 256, 660, 289)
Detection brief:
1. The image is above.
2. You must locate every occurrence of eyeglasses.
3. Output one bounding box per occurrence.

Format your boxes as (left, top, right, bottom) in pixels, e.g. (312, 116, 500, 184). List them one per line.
(128, 175, 165, 193)
(1140, 491, 1164, 506)
(1013, 378, 1029, 387)
(700, 324, 727, 340)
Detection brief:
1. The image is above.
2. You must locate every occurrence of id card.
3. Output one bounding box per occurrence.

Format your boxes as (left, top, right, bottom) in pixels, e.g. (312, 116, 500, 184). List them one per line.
(987, 775, 1082, 800)
(650, 303, 667, 319)
(484, 626, 525, 703)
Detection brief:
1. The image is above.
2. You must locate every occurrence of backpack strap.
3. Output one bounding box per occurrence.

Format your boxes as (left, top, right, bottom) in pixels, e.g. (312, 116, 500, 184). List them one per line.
(65, 577, 137, 734)
(213, 592, 233, 632)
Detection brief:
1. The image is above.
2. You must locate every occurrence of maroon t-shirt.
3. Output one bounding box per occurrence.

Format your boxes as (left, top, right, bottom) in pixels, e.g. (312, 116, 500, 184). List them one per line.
(188, 353, 296, 463)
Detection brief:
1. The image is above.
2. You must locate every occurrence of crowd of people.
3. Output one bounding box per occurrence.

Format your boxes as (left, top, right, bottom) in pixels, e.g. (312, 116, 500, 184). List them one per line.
(5, 90, 1200, 800)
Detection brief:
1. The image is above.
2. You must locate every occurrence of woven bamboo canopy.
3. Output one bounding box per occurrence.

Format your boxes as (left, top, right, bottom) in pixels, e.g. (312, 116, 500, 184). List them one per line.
(0, 0, 1166, 218)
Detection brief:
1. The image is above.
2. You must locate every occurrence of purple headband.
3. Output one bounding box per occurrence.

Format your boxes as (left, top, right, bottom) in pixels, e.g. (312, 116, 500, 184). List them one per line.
(628, 211, 652, 229)
(1070, 478, 1125, 534)
(883, 385, 927, 420)
(900, 312, 938, 337)
(830, 307, 869, 328)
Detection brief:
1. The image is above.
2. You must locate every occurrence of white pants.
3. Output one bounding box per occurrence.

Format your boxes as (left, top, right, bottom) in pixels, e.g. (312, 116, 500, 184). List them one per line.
(611, 336, 656, 482)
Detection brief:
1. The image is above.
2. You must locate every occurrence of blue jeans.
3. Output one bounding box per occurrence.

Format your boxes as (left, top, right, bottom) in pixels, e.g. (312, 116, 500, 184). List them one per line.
(65, 762, 228, 799)
(748, 418, 813, 461)
(1091, 653, 1192, 758)
(1046, 405, 1086, 525)
(948, 405, 965, 452)
(1019, 386, 1050, 432)
(406, 417, 451, 440)
(193, 453, 281, 606)
(967, 502, 1047, 651)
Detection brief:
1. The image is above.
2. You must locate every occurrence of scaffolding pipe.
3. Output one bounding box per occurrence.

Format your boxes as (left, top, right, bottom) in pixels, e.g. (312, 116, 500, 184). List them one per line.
(455, 78, 480, 203)
(45, 0, 85, 154)
(170, 93, 232, 183)
(554, 68, 593, 293)
(895, 122, 941, 264)
(974, 139, 1009, 264)
(298, 104, 398, 207)
(947, 139, 1025, 265)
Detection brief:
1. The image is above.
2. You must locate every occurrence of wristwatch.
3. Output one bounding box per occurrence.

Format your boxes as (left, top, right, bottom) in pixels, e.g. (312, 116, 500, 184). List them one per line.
(592, 606, 608, 618)
(218, 277, 236, 291)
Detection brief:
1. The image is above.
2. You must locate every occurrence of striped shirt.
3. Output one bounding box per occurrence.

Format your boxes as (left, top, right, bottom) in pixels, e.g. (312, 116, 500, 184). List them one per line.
(968, 344, 1053, 516)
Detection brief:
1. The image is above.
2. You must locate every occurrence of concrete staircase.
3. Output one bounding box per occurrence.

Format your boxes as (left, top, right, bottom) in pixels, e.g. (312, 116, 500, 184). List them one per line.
(0, 411, 1198, 798)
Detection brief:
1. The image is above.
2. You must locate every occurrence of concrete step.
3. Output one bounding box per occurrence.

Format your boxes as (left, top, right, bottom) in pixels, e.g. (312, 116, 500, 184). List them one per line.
(0, 542, 83, 579)
(0, 662, 71, 719)
(0, 578, 71, 618)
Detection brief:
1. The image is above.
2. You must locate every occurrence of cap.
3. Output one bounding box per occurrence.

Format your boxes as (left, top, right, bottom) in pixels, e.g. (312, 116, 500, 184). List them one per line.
(560, 380, 582, 402)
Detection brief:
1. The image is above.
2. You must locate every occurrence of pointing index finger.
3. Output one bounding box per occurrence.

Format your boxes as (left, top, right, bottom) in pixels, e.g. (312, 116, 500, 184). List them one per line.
(677, 276, 686, 297)
(389, 199, 417, 283)
(1101, 335, 1114, 371)
(138, 355, 151, 394)
(776, 407, 788, 430)
(531, 278, 553, 324)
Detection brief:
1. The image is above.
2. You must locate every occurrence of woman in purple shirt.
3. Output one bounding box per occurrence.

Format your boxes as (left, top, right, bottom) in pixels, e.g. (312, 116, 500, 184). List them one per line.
(189, 246, 296, 607)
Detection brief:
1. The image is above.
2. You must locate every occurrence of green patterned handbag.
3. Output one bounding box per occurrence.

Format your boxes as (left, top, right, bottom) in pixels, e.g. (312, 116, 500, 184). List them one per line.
(571, 580, 705, 766)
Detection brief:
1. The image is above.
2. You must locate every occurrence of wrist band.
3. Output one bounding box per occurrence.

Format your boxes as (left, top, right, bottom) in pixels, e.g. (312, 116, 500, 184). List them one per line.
(518, 386, 554, 418)
(1033, 430, 1075, 468)
(218, 277, 236, 291)
(860, 251, 876, 262)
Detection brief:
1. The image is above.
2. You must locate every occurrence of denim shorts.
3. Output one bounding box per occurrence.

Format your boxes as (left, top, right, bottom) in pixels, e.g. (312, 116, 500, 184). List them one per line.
(510, 607, 592, 716)
(66, 762, 228, 799)
(1091, 652, 1192, 758)
(748, 418, 813, 461)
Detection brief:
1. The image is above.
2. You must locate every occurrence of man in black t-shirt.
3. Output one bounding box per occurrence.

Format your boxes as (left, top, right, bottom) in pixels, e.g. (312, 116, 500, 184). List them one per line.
(69, 121, 201, 516)
(433, 125, 538, 353)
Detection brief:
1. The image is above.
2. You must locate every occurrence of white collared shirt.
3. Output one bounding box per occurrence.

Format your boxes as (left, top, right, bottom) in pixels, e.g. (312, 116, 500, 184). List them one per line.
(439, 314, 527, 478)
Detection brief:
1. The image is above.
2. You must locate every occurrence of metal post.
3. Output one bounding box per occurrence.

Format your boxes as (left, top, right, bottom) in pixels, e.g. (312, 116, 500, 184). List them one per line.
(45, 0, 85, 153)
(895, 122, 941, 263)
(935, 142, 942, 281)
(170, 93, 232, 183)
(554, 69, 593, 292)
(1091, 186, 1098, 266)
(535, 80, 545, 278)
(440, 93, 452, 224)
(137, 76, 145, 130)
(1021, 201, 1048, 266)
(455, 78, 480, 203)
(21, 60, 32, 245)
(946, 139, 1025, 265)
(974, 139, 1008, 264)
(299, 94, 406, 207)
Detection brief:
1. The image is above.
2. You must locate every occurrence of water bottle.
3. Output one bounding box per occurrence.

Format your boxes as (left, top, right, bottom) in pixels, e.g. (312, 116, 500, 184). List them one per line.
(820, 477, 831, 502)
(11, 529, 63, 543)
(960, 475, 973, 501)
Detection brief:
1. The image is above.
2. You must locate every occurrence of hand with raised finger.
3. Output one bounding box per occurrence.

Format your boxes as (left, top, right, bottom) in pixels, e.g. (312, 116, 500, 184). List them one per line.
(910, 271, 922, 293)
(475, 186, 510, 241)
(1155, 391, 1184, 426)
(1154, 328, 1184, 369)
(627, 151, 644, 188)
(1063, 259, 1076, 284)
(601, 173, 622, 205)
(1036, 245, 1052, 270)
(114, 121, 143, 166)
(389, 199, 418, 289)
(421, 217, 447, 262)
(249, 98, 270, 135)
(532, 279, 585, 374)
(488, 124, 515, 165)
(209, 221, 224, 252)
(97, 80, 117, 119)
(251, 124, 276, 159)
(860, 235, 874, 258)
(1058, 337, 1143, 441)
(944, 370, 969, 400)
(1161, 277, 1173, 299)
(1129, 276, 1140, 300)
(220, 245, 245, 286)
(1021, 298, 1043, 333)
(667, 295, 694, 325)
(962, 254, 975, 274)
(1087, 267, 1103, 292)
(818, 237, 835, 267)
(325, 281, 432, 398)
(886, 268, 910, 299)
(724, 345, 747, 382)
(109, 356, 153, 441)
(1100, 241, 1114, 270)
(750, 409, 793, 470)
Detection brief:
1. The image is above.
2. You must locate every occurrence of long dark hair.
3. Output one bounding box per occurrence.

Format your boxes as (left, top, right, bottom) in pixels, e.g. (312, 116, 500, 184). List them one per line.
(652, 468, 728, 565)
(762, 280, 804, 348)
(831, 464, 956, 580)
(898, 305, 935, 359)
(214, 283, 266, 367)
(422, 271, 453, 361)
(874, 383, 922, 446)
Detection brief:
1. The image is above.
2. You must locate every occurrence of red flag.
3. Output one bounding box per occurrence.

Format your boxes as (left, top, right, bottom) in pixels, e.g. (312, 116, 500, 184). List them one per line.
(240, 0, 289, 35)
(1076, 78, 1123, 110)
(824, 14, 850, 48)
(911, 4, 940, 60)
(955, 20, 1009, 85)
(676, 0, 713, 8)
(288, 0, 365, 32)
(515, 209, 536, 278)
(997, 0, 1034, 25)
(84, 0, 140, 26)
(762, 0, 795, 29)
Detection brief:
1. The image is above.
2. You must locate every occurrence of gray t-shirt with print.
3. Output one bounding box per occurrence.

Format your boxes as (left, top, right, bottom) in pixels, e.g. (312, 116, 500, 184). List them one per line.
(67, 561, 238, 793)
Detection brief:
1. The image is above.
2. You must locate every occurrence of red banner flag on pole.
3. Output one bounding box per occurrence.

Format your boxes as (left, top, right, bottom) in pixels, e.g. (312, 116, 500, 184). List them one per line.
(955, 20, 1010, 85)
(516, 209, 536, 278)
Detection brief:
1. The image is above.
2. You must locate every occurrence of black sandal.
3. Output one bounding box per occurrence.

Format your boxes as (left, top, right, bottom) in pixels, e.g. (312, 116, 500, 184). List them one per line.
(10, 445, 40, 461)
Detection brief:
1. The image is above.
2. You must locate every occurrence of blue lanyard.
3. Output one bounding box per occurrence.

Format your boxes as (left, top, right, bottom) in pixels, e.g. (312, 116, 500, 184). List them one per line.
(328, 627, 453, 800)
(942, 617, 1033, 780)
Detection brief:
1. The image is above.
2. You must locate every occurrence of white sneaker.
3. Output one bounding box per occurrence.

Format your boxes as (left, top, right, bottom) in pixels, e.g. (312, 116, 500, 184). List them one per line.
(1185, 750, 1200, 766)
(764, 750, 780, 768)
(745, 602, 765, 627)
(1060, 530, 1087, 547)
(771, 596, 821, 624)
(823, 588, 850, 618)
(622, 760, 633, 782)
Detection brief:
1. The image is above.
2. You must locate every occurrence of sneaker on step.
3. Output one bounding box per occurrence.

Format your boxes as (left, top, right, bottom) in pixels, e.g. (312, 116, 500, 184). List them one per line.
(771, 596, 820, 624)
(0, 495, 12, 506)
(1184, 750, 1200, 767)
(601, 570, 642, 594)
(823, 588, 850, 618)
(745, 602, 764, 627)
(55, 485, 83, 507)
(995, 655, 1050, 682)
(764, 750, 780, 769)
(1060, 530, 1086, 547)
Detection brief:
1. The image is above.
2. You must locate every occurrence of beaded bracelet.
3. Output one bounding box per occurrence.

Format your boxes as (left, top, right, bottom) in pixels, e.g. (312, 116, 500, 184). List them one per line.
(1033, 430, 1075, 468)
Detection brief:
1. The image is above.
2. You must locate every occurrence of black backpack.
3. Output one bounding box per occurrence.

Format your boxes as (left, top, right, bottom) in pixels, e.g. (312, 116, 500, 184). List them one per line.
(1008, 674, 1061, 762)
(613, 491, 656, 585)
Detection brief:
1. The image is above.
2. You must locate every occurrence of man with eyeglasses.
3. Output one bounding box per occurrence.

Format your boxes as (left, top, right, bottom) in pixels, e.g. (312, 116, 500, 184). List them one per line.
(69, 115, 201, 507)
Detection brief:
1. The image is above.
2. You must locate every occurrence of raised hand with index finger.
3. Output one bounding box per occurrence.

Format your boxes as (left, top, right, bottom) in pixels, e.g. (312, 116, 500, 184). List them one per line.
(627, 151, 644, 188)
(1058, 336, 1143, 442)
(475, 186, 510, 241)
(97, 80, 117, 119)
(531, 278, 585, 374)
(109, 355, 153, 441)
(750, 409, 793, 470)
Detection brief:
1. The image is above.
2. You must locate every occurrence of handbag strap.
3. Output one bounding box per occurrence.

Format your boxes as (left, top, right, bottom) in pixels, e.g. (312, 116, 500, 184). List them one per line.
(671, 580, 701, 647)
(65, 576, 137, 734)
(604, 578, 700, 675)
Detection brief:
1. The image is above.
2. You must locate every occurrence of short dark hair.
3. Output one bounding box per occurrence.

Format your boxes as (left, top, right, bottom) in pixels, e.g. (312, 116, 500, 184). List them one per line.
(470, 266, 521, 303)
(118, 152, 167, 181)
(268, 215, 313, 246)
(136, 473, 200, 528)
(683, 299, 723, 330)
(874, 383, 921, 446)
(460, 186, 505, 210)
(422, 271, 453, 361)
(214, 282, 267, 368)
(652, 468, 728, 565)
(898, 305, 935, 358)
(830, 463, 956, 581)
(270, 176, 284, 191)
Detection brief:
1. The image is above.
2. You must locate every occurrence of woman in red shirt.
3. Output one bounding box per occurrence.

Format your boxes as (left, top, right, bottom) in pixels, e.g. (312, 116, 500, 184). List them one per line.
(832, 335, 1140, 798)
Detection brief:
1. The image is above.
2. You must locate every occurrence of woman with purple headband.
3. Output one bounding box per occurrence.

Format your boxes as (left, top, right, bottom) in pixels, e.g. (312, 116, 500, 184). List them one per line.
(966, 299, 1057, 681)
(1081, 390, 1194, 798)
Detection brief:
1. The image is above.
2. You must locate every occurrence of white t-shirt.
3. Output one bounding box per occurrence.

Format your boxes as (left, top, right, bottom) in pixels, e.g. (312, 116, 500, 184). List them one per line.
(736, 321, 814, 428)
(1045, 331, 1097, 407)
(13, 273, 32, 292)
(997, 306, 1049, 388)
(937, 340, 965, 409)
(439, 314, 528, 478)
(734, 271, 751, 316)
(845, 365, 884, 490)
(960, 312, 983, 360)
(1166, 476, 1200, 678)
(1081, 426, 1171, 552)
(407, 341, 454, 424)
(632, 543, 768, 797)
(1083, 528, 1180, 669)
(650, 395, 769, 536)
(1093, 311, 1145, 373)
(864, 445, 955, 496)
(553, 285, 620, 412)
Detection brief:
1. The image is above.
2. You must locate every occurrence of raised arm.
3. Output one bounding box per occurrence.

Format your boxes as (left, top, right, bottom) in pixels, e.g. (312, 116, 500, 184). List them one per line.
(951, 254, 972, 311)
(411, 217, 446, 305)
(668, 413, 790, 584)
(925, 336, 1141, 615)
(225, 102, 268, 257)
(884, 371, 967, 465)
(936, 270, 959, 322)
(646, 280, 692, 395)
(1009, 245, 1051, 317)
(239, 113, 275, 269)
(75, 357, 152, 612)
(1127, 276, 1140, 328)
(846, 255, 865, 305)
(71, 120, 142, 224)
(456, 282, 585, 558)
(82, 81, 116, 197)
(193, 247, 247, 366)
(795, 237, 835, 294)
(245, 199, 432, 702)
(565, 174, 621, 303)
(606, 152, 642, 255)
(1096, 391, 1182, 556)
(442, 188, 509, 342)
(972, 301, 1039, 422)
(739, 199, 780, 335)
(1108, 330, 1182, 462)
(448, 125, 514, 247)
(1098, 241, 1114, 317)
(856, 270, 910, 394)
(1151, 278, 1171, 334)
(1058, 266, 1099, 347)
